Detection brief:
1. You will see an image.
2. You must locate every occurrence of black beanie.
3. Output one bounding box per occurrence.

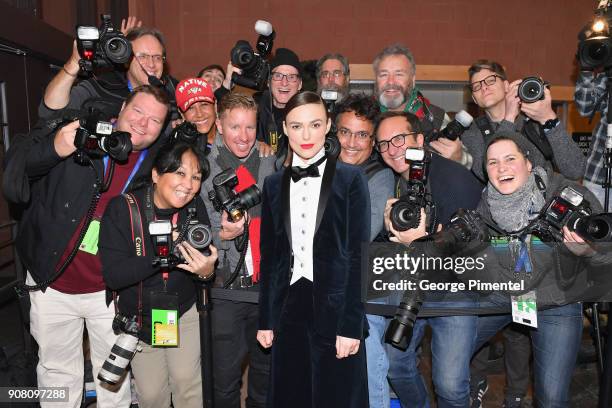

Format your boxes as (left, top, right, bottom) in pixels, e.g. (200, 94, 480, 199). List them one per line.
(270, 48, 303, 77)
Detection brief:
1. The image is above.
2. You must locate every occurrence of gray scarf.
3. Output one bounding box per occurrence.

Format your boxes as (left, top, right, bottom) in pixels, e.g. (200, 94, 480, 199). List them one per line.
(487, 167, 548, 233)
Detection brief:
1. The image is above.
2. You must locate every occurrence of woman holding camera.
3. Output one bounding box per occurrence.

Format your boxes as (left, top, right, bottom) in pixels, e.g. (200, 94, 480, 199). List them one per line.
(256, 91, 370, 407)
(470, 131, 603, 407)
(100, 141, 217, 408)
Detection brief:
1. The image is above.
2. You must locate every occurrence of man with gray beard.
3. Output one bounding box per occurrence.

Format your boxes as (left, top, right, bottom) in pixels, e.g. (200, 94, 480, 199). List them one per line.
(316, 53, 351, 112)
(372, 44, 472, 167)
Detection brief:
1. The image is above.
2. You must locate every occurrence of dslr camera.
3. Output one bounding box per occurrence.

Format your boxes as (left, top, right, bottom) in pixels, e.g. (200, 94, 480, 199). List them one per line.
(73, 108, 132, 164)
(149, 210, 213, 269)
(230, 20, 276, 90)
(385, 208, 488, 350)
(517, 76, 549, 104)
(76, 14, 132, 73)
(530, 186, 612, 243)
(98, 314, 140, 385)
(170, 121, 203, 145)
(208, 169, 262, 222)
(390, 148, 436, 232)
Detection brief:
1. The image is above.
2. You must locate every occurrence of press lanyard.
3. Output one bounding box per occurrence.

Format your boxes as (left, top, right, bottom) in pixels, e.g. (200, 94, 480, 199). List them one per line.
(514, 236, 533, 274)
(103, 149, 148, 194)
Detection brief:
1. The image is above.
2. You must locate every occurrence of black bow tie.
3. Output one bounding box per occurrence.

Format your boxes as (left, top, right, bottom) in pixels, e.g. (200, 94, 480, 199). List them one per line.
(291, 155, 327, 182)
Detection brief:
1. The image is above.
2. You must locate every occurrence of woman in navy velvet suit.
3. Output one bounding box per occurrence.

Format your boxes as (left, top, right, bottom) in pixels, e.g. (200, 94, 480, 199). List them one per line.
(257, 91, 370, 407)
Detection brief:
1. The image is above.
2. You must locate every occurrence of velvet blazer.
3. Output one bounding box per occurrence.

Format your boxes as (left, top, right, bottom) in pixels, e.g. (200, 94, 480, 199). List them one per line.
(258, 155, 371, 339)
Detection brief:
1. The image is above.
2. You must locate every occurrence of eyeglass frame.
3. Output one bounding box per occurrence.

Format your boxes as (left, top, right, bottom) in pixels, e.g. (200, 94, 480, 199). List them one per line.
(375, 132, 419, 153)
(270, 71, 301, 83)
(134, 53, 166, 64)
(469, 74, 503, 92)
(319, 70, 346, 80)
(337, 127, 372, 140)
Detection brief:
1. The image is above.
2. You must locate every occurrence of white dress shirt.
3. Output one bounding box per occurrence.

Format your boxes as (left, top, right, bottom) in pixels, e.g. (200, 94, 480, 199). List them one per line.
(289, 148, 327, 285)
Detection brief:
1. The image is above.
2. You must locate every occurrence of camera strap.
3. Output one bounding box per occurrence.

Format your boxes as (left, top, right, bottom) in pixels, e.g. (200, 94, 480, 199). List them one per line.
(122, 191, 145, 328)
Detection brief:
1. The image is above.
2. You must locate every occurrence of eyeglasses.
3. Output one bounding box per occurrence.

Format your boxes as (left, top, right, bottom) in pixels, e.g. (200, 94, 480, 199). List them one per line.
(319, 70, 345, 80)
(337, 127, 371, 140)
(470, 74, 502, 92)
(376, 132, 417, 153)
(135, 53, 165, 64)
(271, 72, 300, 83)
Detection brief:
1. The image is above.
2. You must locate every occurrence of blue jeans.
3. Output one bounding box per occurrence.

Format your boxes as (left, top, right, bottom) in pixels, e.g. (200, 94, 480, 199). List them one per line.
(386, 301, 478, 408)
(476, 300, 583, 408)
(366, 312, 391, 408)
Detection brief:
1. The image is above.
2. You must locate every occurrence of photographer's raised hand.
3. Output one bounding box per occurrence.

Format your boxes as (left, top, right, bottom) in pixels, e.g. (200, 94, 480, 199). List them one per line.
(520, 87, 557, 125)
(43, 41, 80, 110)
(176, 242, 218, 279)
(120, 16, 142, 36)
(219, 210, 247, 240)
(53, 120, 80, 158)
(223, 61, 243, 91)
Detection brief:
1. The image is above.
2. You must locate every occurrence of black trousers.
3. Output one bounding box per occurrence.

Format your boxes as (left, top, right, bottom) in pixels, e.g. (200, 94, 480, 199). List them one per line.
(211, 298, 271, 408)
(268, 279, 368, 408)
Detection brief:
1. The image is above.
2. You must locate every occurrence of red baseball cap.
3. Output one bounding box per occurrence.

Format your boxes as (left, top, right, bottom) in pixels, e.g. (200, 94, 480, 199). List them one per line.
(175, 78, 215, 112)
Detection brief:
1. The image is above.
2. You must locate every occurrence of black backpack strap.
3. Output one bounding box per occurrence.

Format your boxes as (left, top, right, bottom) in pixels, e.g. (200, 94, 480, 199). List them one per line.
(475, 116, 495, 139)
(522, 119, 554, 161)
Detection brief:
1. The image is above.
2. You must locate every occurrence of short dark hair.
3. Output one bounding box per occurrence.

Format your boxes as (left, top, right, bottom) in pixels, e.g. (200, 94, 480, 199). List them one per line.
(335, 93, 379, 125)
(153, 141, 210, 181)
(468, 59, 507, 82)
(124, 85, 171, 113)
(316, 53, 350, 79)
(197, 64, 226, 79)
(284, 91, 327, 119)
(126, 27, 167, 57)
(374, 110, 421, 140)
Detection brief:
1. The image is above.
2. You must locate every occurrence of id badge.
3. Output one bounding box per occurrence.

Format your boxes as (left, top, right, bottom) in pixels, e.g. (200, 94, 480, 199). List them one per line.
(150, 291, 179, 347)
(511, 290, 538, 328)
(79, 219, 101, 255)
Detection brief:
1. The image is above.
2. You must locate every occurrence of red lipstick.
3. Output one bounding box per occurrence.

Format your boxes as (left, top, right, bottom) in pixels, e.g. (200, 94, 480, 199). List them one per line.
(300, 144, 314, 149)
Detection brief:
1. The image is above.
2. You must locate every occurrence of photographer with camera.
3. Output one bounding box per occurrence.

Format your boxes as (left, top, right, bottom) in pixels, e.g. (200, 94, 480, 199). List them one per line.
(373, 111, 482, 408)
(462, 60, 585, 183)
(316, 53, 351, 114)
(40, 23, 178, 122)
(203, 93, 275, 407)
(99, 141, 217, 408)
(3, 85, 170, 407)
(468, 131, 603, 407)
(255, 48, 303, 157)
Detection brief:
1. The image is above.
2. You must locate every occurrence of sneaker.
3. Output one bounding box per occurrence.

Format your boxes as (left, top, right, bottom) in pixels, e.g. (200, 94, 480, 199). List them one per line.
(503, 395, 523, 408)
(470, 378, 489, 408)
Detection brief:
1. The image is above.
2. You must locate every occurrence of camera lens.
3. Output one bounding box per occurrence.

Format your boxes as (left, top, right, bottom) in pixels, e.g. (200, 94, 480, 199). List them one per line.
(231, 40, 257, 70)
(576, 214, 612, 242)
(171, 122, 201, 144)
(390, 200, 422, 231)
(187, 224, 213, 249)
(580, 37, 612, 70)
(324, 135, 341, 158)
(518, 77, 545, 104)
(99, 132, 132, 161)
(104, 36, 132, 64)
(238, 185, 262, 210)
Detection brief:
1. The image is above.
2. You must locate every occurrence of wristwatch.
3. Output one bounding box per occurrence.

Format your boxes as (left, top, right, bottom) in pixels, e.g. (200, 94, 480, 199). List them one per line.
(542, 118, 560, 131)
